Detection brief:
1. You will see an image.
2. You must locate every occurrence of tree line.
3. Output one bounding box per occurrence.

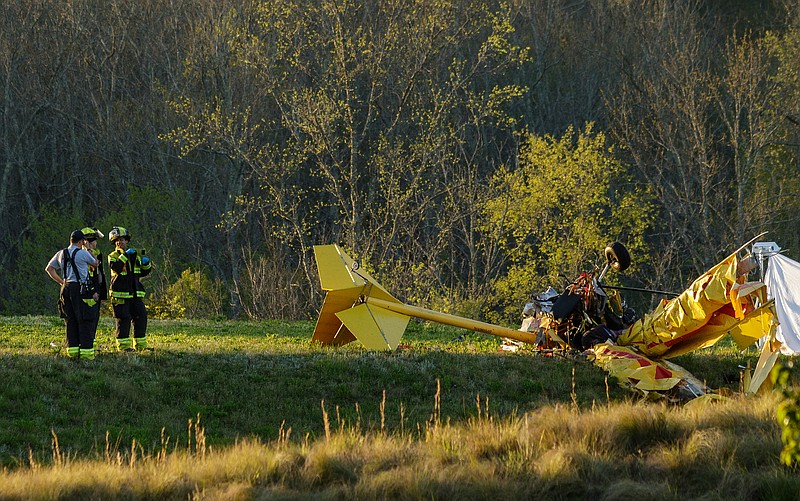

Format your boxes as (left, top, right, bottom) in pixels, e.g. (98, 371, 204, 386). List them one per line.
(2, 0, 798, 323)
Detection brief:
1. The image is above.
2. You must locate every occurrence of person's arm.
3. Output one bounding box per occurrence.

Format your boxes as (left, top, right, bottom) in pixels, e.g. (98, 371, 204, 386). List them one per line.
(80, 249, 100, 268)
(109, 250, 126, 274)
(45, 265, 64, 287)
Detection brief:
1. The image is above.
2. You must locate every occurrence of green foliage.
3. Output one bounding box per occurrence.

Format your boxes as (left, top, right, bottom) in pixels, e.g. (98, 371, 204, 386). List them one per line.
(4, 206, 109, 315)
(164, 0, 532, 301)
(481, 124, 656, 323)
(773, 361, 800, 468)
(756, 25, 800, 256)
(108, 185, 201, 292)
(4, 187, 200, 315)
(3, 0, 800, 325)
(150, 268, 227, 320)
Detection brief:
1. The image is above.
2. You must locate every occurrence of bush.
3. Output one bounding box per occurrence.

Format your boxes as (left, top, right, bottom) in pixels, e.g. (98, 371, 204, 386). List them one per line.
(480, 124, 655, 324)
(150, 268, 227, 319)
(4, 207, 101, 315)
(773, 361, 800, 468)
(2, 186, 201, 315)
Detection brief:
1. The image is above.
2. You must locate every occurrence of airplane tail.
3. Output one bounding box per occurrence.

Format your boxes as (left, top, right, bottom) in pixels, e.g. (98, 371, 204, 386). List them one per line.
(312, 244, 408, 350)
(312, 244, 537, 350)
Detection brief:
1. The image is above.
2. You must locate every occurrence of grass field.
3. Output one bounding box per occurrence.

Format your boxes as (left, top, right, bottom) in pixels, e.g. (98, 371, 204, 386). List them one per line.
(1, 315, 798, 499)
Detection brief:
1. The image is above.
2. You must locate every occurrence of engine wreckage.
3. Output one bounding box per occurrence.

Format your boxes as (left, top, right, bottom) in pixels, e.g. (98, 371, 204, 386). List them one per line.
(311, 238, 781, 402)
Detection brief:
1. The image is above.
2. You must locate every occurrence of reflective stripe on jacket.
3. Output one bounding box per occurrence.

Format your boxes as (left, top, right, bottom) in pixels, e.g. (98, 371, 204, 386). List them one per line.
(108, 250, 152, 299)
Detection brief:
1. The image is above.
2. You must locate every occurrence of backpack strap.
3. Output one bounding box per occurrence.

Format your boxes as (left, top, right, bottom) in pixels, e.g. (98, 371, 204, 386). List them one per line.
(62, 248, 82, 284)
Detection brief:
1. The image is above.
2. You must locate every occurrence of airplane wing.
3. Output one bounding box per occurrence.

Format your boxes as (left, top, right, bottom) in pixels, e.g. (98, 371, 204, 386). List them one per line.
(616, 253, 778, 360)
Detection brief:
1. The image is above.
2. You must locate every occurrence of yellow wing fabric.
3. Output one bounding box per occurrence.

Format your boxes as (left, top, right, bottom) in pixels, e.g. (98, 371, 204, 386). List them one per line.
(591, 344, 695, 392)
(616, 254, 777, 359)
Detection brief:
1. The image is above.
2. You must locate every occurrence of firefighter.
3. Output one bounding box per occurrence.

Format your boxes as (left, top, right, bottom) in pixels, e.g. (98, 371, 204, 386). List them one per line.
(107, 226, 153, 351)
(81, 227, 108, 346)
(45, 229, 101, 360)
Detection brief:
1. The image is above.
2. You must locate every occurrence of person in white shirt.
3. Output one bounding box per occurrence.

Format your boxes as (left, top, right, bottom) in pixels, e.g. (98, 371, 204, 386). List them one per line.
(45, 229, 101, 360)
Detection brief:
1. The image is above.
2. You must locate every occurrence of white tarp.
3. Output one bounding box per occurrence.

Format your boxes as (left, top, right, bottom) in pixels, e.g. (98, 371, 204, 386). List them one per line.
(764, 253, 800, 355)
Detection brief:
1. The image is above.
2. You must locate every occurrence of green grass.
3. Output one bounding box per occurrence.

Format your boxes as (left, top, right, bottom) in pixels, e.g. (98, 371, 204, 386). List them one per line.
(1, 315, 798, 499)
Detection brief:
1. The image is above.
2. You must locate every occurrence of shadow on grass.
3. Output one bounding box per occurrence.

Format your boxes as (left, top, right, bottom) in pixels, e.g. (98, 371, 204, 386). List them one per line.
(0, 343, 623, 467)
(0, 316, 777, 470)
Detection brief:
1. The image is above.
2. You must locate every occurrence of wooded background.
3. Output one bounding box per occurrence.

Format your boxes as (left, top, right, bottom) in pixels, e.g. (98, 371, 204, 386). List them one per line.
(2, 0, 798, 323)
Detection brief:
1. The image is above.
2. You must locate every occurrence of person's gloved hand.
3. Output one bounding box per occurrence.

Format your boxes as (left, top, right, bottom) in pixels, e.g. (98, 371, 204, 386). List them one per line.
(125, 247, 137, 257)
(141, 256, 150, 265)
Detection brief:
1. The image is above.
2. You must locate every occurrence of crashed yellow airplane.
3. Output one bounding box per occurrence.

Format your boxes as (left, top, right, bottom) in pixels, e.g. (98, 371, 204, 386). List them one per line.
(312, 239, 780, 401)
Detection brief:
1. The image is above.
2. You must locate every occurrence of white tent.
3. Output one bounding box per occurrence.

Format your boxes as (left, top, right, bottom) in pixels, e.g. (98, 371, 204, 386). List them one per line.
(764, 253, 800, 355)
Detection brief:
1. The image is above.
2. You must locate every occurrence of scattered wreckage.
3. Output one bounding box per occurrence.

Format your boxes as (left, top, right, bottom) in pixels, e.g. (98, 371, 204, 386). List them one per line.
(311, 237, 781, 402)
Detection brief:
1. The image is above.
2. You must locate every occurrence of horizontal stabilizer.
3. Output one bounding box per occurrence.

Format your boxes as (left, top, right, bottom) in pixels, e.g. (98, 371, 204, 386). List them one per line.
(336, 303, 410, 351)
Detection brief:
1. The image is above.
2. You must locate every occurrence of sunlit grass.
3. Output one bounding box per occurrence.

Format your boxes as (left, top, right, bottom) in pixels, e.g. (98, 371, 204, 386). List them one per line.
(1, 393, 796, 499)
(1, 315, 798, 499)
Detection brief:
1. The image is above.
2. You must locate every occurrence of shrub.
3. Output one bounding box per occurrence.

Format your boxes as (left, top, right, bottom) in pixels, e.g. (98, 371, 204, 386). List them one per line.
(150, 268, 227, 319)
(4, 206, 100, 315)
(480, 124, 655, 324)
(773, 361, 800, 468)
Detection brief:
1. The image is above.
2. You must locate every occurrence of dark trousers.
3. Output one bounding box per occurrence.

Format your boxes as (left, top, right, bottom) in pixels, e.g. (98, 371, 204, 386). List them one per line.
(113, 297, 148, 340)
(88, 302, 101, 337)
(60, 282, 95, 350)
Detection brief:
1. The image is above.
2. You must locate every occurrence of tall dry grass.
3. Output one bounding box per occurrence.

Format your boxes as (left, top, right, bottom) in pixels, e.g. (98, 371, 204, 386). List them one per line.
(1, 389, 796, 500)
